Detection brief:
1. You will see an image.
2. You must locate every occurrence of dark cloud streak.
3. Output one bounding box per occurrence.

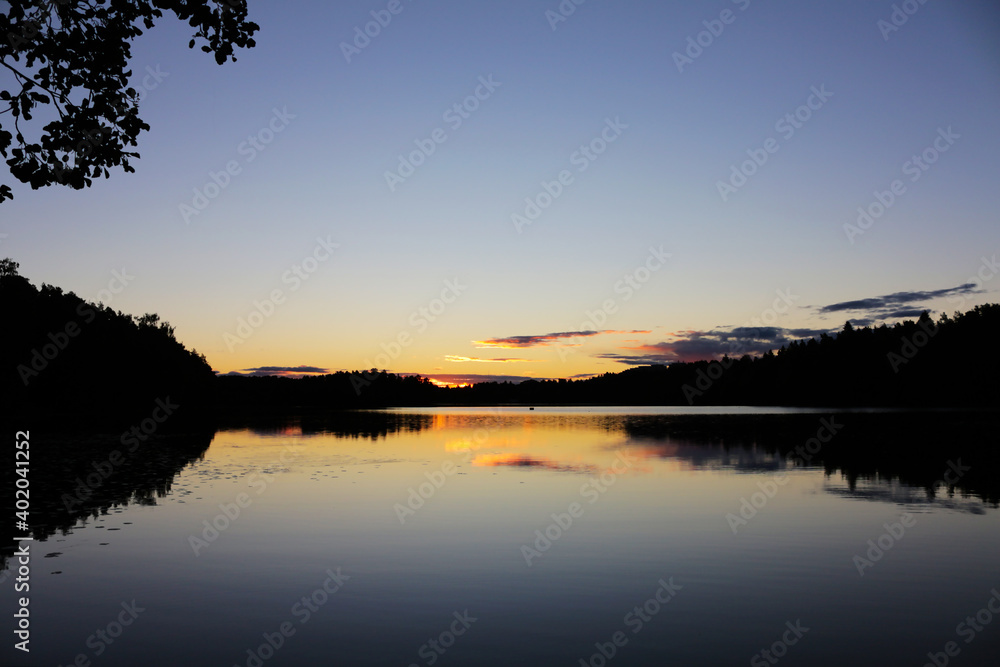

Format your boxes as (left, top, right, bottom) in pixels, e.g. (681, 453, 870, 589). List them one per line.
(817, 283, 979, 318)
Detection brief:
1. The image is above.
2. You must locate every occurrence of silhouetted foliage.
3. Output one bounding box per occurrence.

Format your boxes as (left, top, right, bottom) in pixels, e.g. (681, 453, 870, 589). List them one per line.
(437, 307, 1000, 408)
(210, 304, 1000, 411)
(7, 256, 998, 419)
(0, 0, 258, 201)
(1, 258, 215, 424)
(215, 370, 442, 413)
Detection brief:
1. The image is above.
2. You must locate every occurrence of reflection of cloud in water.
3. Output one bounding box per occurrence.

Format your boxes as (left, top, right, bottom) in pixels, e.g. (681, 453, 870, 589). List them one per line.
(824, 479, 989, 515)
(471, 453, 598, 474)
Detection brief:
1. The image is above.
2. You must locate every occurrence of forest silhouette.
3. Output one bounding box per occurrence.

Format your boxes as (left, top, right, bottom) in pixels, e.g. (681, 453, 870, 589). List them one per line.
(449, 307, 999, 408)
(4, 257, 999, 420)
(218, 307, 999, 410)
(2, 259, 214, 427)
(5, 259, 999, 568)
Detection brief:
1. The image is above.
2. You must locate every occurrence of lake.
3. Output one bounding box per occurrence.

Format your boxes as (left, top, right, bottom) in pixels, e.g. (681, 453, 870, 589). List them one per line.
(4, 407, 999, 666)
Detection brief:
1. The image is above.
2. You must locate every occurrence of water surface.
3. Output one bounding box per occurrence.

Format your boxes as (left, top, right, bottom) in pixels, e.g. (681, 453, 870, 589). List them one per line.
(4, 408, 998, 666)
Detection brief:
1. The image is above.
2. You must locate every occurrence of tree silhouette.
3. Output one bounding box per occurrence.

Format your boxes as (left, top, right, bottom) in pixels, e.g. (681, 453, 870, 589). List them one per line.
(6, 256, 998, 414)
(0, 0, 258, 202)
(1, 258, 215, 424)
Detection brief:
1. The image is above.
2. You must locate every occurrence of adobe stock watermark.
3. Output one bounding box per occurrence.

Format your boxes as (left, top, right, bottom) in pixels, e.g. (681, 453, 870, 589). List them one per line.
(130, 64, 170, 102)
(511, 117, 628, 233)
(855, 462, 973, 578)
(878, 0, 933, 42)
(852, 512, 916, 576)
(16, 267, 136, 386)
(394, 409, 503, 523)
(340, 0, 415, 64)
(94, 267, 135, 307)
(577, 578, 683, 667)
(17, 306, 90, 385)
(921, 587, 1000, 667)
(61, 397, 179, 512)
(233, 567, 350, 667)
(585, 246, 671, 321)
(886, 314, 939, 373)
(407, 610, 478, 667)
(393, 458, 463, 524)
(352, 277, 467, 394)
(544, 0, 594, 31)
(844, 461, 972, 565)
(843, 126, 959, 244)
(385, 75, 501, 192)
(948, 254, 999, 312)
(46, 64, 169, 185)
(520, 450, 637, 566)
(56, 600, 145, 665)
(54, 62, 167, 184)
(750, 620, 810, 666)
(717, 84, 833, 202)
(188, 442, 304, 556)
(673, 0, 753, 73)
(681, 287, 799, 404)
(223, 236, 339, 351)
(726, 417, 843, 534)
(556, 245, 671, 363)
(179, 106, 295, 224)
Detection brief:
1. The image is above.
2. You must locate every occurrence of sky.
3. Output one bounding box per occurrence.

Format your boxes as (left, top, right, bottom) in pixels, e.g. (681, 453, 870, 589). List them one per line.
(3, 0, 999, 385)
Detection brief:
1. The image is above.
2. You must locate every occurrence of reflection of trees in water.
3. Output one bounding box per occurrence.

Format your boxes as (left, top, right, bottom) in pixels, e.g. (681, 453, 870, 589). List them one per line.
(611, 412, 1000, 508)
(218, 410, 435, 440)
(1, 412, 434, 573)
(3, 411, 994, 573)
(0, 430, 214, 572)
(823, 482, 989, 515)
(1, 412, 434, 572)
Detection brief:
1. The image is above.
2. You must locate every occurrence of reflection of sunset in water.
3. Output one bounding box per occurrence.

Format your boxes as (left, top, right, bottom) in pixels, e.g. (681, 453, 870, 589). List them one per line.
(6, 409, 999, 667)
(471, 453, 598, 474)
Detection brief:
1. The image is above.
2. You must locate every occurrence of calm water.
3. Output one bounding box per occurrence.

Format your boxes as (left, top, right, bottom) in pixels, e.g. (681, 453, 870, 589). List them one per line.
(4, 408, 999, 666)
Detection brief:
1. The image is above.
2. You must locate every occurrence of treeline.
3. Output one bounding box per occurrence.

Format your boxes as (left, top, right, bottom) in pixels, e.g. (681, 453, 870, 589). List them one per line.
(215, 371, 441, 414)
(447, 307, 999, 407)
(219, 306, 1000, 409)
(6, 255, 998, 414)
(1, 259, 214, 426)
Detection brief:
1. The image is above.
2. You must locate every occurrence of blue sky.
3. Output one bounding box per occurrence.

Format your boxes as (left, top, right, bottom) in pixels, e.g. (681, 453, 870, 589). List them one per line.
(3, 0, 999, 383)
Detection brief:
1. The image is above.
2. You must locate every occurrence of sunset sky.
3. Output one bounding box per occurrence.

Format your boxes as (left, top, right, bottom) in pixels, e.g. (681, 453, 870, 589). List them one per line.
(4, 0, 999, 385)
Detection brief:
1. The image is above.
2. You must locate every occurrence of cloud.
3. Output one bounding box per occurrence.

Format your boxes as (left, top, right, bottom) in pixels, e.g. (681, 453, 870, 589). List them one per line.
(444, 355, 536, 363)
(816, 283, 980, 321)
(236, 365, 329, 377)
(473, 329, 651, 349)
(595, 353, 676, 366)
(597, 326, 834, 365)
(474, 330, 601, 348)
